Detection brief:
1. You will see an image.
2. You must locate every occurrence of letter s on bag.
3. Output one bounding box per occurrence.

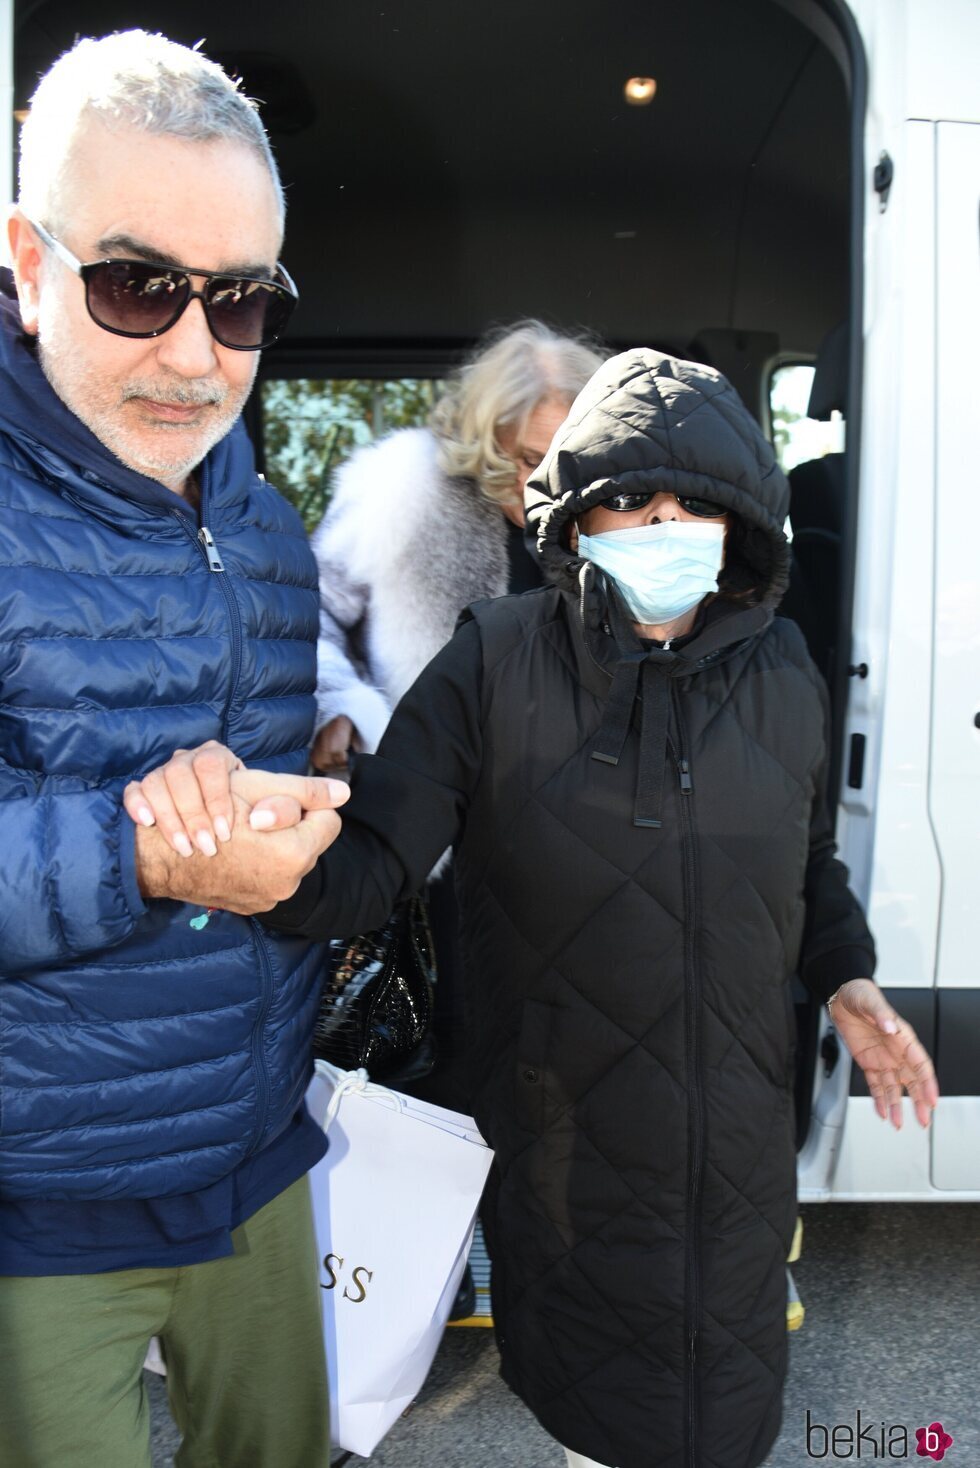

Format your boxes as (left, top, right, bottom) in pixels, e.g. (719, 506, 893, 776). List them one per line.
(321, 1252, 344, 1290)
(343, 1266, 374, 1304)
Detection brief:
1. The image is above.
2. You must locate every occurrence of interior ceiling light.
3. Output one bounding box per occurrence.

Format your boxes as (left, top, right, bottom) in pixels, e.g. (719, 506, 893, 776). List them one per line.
(624, 77, 657, 106)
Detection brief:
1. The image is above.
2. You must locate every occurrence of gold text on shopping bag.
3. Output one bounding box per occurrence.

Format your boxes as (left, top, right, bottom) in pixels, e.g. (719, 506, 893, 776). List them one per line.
(321, 1252, 374, 1303)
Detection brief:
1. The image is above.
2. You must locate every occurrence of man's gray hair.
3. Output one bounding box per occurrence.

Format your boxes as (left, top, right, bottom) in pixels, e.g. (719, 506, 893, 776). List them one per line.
(18, 30, 284, 231)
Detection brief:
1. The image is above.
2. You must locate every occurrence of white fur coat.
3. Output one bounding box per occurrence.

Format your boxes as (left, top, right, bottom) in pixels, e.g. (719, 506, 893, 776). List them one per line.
(311, 427, 511, 751)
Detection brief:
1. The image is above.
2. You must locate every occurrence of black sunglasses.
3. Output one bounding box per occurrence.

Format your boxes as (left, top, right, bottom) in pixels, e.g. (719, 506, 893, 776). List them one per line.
(602, 490, 727, 518)
(30, 218, 298, 351)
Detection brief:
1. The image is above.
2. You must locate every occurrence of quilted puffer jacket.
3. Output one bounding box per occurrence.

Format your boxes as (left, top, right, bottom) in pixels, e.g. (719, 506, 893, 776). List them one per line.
(0, 274, 322, 1201)
(267, 350, 875, 1468)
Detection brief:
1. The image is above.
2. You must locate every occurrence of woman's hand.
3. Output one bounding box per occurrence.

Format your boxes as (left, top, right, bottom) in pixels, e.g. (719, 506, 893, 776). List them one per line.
(123, 741, 244, 857)
(828, 978, 939, 1129)
(311, 715, 362, 772)
(123, 742, 350, 857)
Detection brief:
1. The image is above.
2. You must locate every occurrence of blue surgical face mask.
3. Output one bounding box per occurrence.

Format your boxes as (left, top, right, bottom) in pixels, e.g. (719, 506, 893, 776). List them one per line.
(577, 520, 726, 626)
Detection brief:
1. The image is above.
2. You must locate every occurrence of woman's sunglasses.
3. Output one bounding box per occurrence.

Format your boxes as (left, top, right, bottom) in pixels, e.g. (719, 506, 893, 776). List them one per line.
(602, 490, 727, 517)
(29, 219, 298, 351)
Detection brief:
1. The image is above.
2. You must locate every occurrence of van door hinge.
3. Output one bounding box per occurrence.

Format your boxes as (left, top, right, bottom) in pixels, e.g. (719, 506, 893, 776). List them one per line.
(873, 152, 894, 212)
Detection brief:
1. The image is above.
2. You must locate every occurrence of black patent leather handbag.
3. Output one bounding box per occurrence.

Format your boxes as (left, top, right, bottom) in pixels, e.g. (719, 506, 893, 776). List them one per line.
(313, 896, 437, 1083)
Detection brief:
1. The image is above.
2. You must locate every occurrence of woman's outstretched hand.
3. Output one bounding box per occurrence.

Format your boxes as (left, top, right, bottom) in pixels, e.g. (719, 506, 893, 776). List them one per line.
(828, 978, 939, 1129)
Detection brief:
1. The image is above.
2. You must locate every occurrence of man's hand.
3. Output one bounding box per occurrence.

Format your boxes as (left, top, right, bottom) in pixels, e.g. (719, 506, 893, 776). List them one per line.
(134, 786, 346, 914)
(311, 715, 362, 773)
(828, 979, 940, 1129)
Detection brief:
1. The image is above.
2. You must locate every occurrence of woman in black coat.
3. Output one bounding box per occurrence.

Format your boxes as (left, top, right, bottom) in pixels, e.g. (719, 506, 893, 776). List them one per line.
(129, 350, 938, 1468)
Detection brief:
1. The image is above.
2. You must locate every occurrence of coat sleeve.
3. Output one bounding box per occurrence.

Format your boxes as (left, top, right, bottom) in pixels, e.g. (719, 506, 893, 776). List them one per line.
(310, 504, 393, 753)
(261, 617, 485, 939)
(0, 761, 146, 974)
(798, 678, 877, 1001)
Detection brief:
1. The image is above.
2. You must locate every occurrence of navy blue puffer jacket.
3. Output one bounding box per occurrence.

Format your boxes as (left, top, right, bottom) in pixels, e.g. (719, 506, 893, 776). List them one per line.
(0, 274, 322, 1201)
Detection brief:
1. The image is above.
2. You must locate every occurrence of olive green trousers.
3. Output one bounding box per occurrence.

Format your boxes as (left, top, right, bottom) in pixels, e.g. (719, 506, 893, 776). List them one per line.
(0, 1176, 330, 1468)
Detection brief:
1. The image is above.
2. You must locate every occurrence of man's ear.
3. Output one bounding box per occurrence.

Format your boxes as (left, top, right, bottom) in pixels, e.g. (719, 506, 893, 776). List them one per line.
(567, 518, 580, 553)
(7, 209, 44, 335)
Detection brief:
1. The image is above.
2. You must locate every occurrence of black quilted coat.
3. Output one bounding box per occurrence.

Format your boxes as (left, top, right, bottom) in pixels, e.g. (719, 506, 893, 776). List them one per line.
(269, 351, 875, 1468)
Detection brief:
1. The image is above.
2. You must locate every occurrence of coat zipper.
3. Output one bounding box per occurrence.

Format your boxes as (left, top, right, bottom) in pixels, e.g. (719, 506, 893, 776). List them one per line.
(670, 686, 704, 1468)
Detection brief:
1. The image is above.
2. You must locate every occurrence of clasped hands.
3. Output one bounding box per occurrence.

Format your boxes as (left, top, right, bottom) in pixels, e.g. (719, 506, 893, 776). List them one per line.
(127, 740, 345, 915)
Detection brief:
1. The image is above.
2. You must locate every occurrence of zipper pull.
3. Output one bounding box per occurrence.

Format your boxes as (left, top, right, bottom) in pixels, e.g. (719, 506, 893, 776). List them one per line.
(198, 525, 225, 572)
(678, 757, 693, 794)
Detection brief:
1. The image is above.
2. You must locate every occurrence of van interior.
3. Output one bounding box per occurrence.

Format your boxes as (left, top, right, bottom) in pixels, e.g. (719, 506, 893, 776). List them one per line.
(14, 0, 861, 1150)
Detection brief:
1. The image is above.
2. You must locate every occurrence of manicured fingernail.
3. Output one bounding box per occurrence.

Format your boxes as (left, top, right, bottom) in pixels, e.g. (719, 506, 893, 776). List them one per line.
(250, 809, 276, 830)
(196, 830, 218, 858)
(173, 832, 194, 858)
(214, 817, 231, 843)
(137, 806, 156, 827)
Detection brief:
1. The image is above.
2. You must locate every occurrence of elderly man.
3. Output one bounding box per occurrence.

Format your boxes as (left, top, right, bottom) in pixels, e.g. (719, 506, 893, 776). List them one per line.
(0, 31, 346, 1468)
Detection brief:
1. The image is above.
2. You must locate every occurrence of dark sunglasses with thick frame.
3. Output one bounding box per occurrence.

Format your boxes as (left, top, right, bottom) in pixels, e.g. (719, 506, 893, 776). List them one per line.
(29, 218, 298, 351)
(601, 489, 727, 518)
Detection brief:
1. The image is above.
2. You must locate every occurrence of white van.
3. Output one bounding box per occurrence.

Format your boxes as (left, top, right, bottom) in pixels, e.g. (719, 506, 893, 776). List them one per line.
(3, 0, 977, 1203)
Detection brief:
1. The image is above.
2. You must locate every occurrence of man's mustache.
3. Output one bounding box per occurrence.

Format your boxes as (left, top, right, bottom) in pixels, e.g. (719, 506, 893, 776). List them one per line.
(122, 380, 226, 408)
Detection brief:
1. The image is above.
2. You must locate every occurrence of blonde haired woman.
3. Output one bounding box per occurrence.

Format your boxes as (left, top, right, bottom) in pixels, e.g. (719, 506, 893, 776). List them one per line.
(310, 320, 603, 771)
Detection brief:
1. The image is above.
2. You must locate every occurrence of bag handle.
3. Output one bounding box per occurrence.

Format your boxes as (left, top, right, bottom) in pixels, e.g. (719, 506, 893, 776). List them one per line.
(322, 1066, 404, 1130)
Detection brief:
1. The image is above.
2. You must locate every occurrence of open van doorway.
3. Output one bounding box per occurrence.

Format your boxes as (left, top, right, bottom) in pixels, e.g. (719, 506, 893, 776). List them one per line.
(12, 0, 864, 1183)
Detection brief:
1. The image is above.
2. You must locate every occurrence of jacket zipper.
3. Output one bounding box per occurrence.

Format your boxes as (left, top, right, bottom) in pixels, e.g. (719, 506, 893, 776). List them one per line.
(670, 686, 704, 1468)
(173, 500, 243, 744)
(198, 523, 225, 571)
(175, 494, 269, 1148)
(244, 923, 275, 1156)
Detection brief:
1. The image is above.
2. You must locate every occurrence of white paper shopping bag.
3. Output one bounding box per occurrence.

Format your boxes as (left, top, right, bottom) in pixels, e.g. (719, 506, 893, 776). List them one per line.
(305, 1061, 494, 1457)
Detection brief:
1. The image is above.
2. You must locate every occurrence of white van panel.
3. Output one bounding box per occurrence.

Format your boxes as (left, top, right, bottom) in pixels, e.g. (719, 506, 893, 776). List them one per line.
(931, 1099, 980, 1191)
(929, 122, 980, 992)
(905, 0, 980, 124)
(848, 0, 980, 129)
(831, 1096, 980, 1200)
(856, 123, 941, 992)
(926, 122, 980, 1192)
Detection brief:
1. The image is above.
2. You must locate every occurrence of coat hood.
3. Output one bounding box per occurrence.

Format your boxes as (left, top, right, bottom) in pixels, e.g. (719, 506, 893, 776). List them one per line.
(525, 348, 791, 607)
